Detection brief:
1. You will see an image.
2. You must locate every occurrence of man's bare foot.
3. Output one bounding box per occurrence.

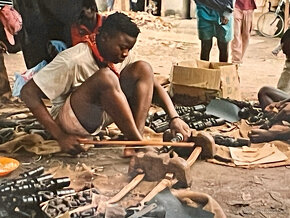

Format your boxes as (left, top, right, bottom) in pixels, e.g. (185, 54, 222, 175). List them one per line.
(123, 147, 136, 157)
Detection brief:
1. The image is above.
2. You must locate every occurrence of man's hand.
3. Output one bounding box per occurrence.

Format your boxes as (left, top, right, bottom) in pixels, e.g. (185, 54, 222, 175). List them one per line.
(169, 118, 191, 141)
(220, 16, 229, 25)
(249, 124, 290, 143)
(248, 129, 277, 143)
(275, 102, 290, 122)
(56, 133, 86, 155)
(264, 102, 279, 112)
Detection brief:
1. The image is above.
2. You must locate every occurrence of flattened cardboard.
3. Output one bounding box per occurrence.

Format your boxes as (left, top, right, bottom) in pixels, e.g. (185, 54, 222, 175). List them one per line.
(229, 144, 288, 166)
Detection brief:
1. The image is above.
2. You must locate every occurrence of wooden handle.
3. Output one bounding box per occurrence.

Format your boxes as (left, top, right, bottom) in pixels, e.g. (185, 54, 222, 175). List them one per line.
(186, 146, 202, 166)
(140, 176, 177, 207)
(79, 139, 194, 147)
(107, 173, 145, 204)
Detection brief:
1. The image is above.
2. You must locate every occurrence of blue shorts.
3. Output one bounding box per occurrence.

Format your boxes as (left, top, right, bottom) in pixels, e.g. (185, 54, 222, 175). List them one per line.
(196, 4, 233, 43)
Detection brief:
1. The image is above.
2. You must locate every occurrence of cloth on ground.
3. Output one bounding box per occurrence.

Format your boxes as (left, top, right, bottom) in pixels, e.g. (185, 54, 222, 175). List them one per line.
(148, 188, 215, 218)
(171, 188, 226, 218)
(0, 133, 61, 155)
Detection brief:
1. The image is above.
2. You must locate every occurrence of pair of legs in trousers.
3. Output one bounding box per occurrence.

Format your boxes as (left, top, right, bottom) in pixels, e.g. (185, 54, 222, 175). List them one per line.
(231, 8, 254, 64)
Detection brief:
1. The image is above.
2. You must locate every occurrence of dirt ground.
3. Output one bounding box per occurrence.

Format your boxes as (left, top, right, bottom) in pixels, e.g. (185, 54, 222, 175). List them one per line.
(1, 16, 290, 218)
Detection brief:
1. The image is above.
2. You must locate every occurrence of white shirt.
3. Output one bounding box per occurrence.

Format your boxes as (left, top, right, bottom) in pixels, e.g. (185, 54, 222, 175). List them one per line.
(33, 42, 134, 117)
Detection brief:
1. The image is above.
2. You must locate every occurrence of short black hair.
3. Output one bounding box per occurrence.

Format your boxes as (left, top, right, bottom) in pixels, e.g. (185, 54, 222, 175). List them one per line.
(99, 12, 140, 38)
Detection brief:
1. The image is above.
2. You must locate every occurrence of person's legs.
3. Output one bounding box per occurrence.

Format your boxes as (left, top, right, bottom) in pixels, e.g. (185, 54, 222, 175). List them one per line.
(216, 14, 233, 62)
(119, 61, 154, 135)
(200, 39, 213, 61)
(241, 10, 253, 59)
(258, 86, 289, 109)
(231, 8, 243, 63)
(69, 61, 154, 140)
(217, 40, 229, 62)
(195, 4, 215, 61)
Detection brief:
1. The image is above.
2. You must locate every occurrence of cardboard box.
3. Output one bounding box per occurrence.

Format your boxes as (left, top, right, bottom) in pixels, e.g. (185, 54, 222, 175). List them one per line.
(169, 60, 241, 104)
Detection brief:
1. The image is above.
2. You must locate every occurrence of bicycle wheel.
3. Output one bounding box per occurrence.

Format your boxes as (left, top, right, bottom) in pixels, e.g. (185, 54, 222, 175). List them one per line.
(257, 12, 284, 38)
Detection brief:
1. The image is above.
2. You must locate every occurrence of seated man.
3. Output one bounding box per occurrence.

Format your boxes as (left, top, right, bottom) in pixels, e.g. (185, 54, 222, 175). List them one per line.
(21, 12, 190, 155)
(249, 29, 290, 143)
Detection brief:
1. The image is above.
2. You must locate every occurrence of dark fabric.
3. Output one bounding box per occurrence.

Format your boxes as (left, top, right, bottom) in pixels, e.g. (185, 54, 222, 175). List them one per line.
(0, 52, 11, 96)
(194, 0, 233, 14)
(281, 28, 290, 44)
(13, 0, 84, 68)
(148, 188, 214, 218)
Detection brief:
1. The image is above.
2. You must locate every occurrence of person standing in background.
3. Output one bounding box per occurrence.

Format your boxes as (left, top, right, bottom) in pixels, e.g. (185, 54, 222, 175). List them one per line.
(0, 5, 22, 98)
(107, 0, 115, 11)
(194, 0, 234, 62)
(231, 0, 256, 64)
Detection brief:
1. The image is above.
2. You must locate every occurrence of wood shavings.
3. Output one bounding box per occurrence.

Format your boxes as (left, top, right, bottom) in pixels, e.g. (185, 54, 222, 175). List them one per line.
(130, 12, 173, 31)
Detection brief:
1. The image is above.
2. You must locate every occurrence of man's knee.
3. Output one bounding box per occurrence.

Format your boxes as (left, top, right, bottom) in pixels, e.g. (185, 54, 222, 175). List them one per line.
(124, 61, 154, 80)
(258, 86, 273, 99)
(92, 68, 120, 91)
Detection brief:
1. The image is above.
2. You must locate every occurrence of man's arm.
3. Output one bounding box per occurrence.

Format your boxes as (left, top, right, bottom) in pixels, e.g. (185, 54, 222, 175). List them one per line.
(21, 79, 85, 155)
(153, 79, 191, 140)
(249, 127, 290, 143)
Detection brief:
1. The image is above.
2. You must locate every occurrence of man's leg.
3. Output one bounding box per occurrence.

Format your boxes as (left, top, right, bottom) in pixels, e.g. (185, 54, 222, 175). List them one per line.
(70, 61, 154, 140)
(231, 8, 243, 63)
(200, 39, 212, 61)
(241, 10, 254, 60)
(258, 86, 289, 109)
(217, 40, 229, 62)
(119, 61, 154, 135)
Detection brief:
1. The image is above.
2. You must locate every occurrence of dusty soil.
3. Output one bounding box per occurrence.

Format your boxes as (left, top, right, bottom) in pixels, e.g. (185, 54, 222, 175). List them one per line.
(1, 17, 289, 218)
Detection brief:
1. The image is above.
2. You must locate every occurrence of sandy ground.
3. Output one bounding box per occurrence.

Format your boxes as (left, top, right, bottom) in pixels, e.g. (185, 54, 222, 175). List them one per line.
(1, 17, 290, 217)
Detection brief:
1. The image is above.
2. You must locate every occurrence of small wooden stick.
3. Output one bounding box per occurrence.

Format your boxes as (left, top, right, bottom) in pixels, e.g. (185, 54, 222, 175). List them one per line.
(138, 173, 177, 210)
(186, 147, 202, 167)
(79, 139, 194, 147)
(107, 173, 145, 204)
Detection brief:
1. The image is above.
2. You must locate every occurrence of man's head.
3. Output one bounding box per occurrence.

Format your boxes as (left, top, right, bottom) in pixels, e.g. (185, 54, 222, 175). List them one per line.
(281, 29, 290, 58)
(98, 12, 140, 64)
